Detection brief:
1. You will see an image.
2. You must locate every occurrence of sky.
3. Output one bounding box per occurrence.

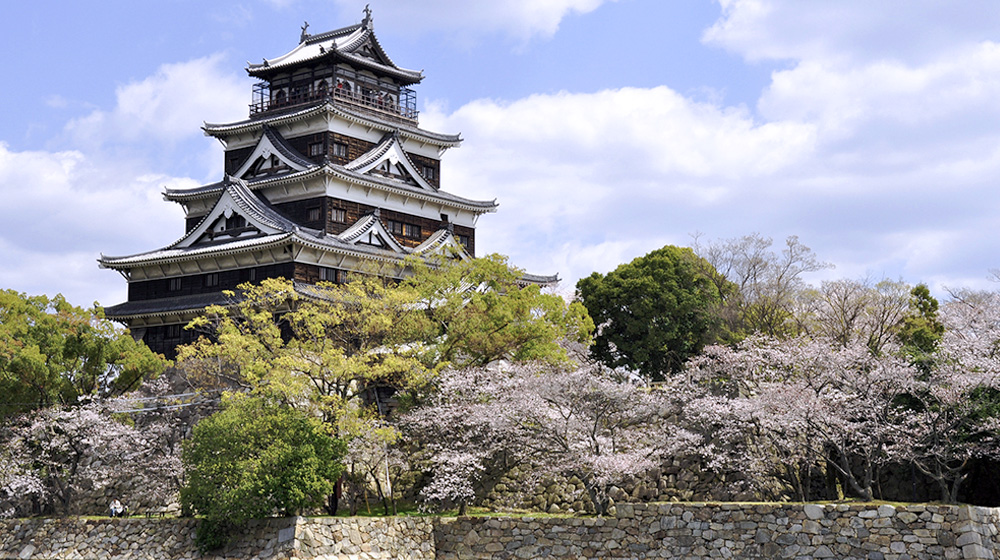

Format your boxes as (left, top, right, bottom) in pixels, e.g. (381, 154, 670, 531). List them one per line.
(4, 0, 1000, 308)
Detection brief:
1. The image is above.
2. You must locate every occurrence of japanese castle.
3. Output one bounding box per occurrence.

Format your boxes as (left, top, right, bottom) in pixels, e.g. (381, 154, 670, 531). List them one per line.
(99, 10, 553, 357)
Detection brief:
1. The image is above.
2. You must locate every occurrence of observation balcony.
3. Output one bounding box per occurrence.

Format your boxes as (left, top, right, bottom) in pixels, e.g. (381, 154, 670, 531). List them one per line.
(250, 78, 418, 126)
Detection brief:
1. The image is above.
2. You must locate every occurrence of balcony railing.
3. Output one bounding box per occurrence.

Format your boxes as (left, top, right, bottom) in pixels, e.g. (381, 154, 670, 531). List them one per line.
(250, 82, 418, 126)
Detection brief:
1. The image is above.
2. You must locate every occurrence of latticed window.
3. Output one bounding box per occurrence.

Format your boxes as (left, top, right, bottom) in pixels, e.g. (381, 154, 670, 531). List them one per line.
(225, 215, 246, 230)
(319, 267, 345, 284)
(387, 220, 421, 239)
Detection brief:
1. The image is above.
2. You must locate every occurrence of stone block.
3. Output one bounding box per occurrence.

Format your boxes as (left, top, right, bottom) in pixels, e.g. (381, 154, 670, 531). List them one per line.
(956, 532, 982, 547)
(962, 543, 991, 559)
(878, 505, 896, 518)
(804, 504, 826, 520)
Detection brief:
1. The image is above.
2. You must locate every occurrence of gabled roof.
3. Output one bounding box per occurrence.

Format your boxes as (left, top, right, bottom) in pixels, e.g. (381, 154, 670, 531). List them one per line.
(101, 182, 470, 271)
(102, 177, 307, 267)
(231, 125, 316, 180)
(346, 132, 436, 192)
(176, 176, 306, 249)
(412, 228, 470, 259)
(167, 127, 497, 214)
(203, 101, 462, 147)
(338, 214, 408, 253)
(247, 15, 422, 85)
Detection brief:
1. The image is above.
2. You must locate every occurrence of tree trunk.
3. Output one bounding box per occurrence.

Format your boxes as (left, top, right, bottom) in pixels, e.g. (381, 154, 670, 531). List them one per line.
(324, 477, 342, 515)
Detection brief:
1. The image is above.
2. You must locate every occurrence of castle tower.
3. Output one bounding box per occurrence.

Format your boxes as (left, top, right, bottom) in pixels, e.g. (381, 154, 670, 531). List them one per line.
(99, 11, 539, 358)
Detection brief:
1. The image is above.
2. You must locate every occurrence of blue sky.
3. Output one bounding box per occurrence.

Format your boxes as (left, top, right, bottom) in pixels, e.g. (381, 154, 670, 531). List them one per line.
(3, 0, 1000, 308)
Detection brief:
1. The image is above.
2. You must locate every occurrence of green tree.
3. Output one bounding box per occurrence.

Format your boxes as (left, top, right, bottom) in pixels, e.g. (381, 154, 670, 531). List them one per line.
(897, 284, 945, 358)
(180, 395, 346, 552)
(177, 275, 428, 424)
(0, 290, 166, 416)
(576, 246, 728, 380)
(175, 257, 593, 512)
(406, 254, 593, 368)
(178, 256, 592, 419)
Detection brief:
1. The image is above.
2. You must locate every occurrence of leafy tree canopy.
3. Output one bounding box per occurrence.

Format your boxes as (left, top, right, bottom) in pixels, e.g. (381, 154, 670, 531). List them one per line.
(0, 289, 166, 416)
(176, 255, 593, 429)
(897, 283, 945, 357)
(180, 394, 346, 551)
(405, 254, 593, 368)
(576, 245, 728, 380)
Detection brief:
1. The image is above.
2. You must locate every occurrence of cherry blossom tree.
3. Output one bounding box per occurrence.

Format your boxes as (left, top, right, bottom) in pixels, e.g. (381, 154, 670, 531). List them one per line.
(402, 362, 683, 515)
(0, 395, 182, 516)
(0, 456, 46, 519)
(681, 336, 912, 501)
(678, 287, 1000, 504)
(887, 289, 1000, 502)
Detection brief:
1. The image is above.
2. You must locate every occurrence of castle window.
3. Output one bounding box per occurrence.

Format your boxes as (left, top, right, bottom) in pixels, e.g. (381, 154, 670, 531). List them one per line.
(309, 142, 324, 157)
(387, 220, 421, 239)
(167, 277, 182, 292)
(319, 267, 345, 284)
(225, 214, 246, 230)
(204, 273, 220, 288)
(308, 207, 322, 222)
(166, 324, 182, 339)
(422, 165, 436, 181)
(332, 142, 348, 158)
(457, 235, 471, 250)
(331, 208, 346, 223)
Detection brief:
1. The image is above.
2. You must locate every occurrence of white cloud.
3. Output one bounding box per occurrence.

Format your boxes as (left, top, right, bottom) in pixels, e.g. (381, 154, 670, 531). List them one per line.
(705, 0, 1000, 64)
(419, 0, 1000, 293)
(0, 143, 189, 306)
(759, 42, 1000, 140)
(65, 55, 247, 148)
(331, 0, 615, 42)
(423, 87, 816, 285)
(0, 54, 248, 307)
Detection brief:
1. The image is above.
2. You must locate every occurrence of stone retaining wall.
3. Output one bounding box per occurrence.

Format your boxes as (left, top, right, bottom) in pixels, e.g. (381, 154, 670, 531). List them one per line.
(2, 503, 998, 559)
(436, 503, 1000, 559)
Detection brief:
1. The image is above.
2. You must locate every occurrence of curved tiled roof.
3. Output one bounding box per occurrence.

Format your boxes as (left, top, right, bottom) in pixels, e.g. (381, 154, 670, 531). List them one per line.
(203, 101, 462, 147)
(328, 166, 498, 213)
(222, 176, 306, 234)
(105, 178, 308, 267)
(412, 229, 470, 259)
(519, 272, 560, 287)
(263, 125, 316, 169)
(99, 231, 296, 268)
(345, 131, 437, 192)
(103, 291, 238, 320)
(246, 20, 422, 85)
(165, 164, 497, 214)
(337, 214, 408, 253)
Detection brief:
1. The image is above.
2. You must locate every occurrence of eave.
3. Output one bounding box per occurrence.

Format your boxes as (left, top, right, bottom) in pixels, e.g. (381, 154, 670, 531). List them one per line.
(202, 101, 462, 148)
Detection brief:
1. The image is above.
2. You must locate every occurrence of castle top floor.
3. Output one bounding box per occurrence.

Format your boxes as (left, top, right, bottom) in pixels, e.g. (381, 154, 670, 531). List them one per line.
(246, 9, 422, 126)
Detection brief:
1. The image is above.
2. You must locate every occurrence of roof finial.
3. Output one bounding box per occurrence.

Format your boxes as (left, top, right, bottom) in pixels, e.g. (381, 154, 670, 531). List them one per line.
(363, 4, 372, 28)
(300, 21, 310, 43)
